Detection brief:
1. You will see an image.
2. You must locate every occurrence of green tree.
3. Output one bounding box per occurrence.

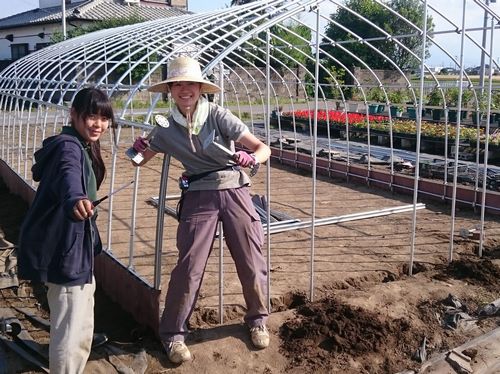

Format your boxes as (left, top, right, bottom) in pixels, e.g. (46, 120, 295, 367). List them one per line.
(220, 20, 311, 76)
(387, 0, 433, 70)
(266, 21, 312, 97)
(248, 21, 312, 74)
(322, 0, 433, 71)
(317, 0, 433, 99)
(269, 21, 312, 73)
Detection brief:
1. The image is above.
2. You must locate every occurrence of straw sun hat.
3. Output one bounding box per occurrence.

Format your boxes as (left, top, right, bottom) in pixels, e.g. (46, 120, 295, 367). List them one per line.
(148, 56, 221, 94)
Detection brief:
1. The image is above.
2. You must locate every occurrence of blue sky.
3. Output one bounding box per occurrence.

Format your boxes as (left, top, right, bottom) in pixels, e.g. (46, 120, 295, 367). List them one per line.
(1, 1, 498, 68)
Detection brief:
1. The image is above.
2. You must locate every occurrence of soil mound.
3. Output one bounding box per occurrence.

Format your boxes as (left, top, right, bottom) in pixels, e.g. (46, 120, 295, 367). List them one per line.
(279, 297, 420, 373)
(434, 258, 500, 291)
(279, 258, 500, 373)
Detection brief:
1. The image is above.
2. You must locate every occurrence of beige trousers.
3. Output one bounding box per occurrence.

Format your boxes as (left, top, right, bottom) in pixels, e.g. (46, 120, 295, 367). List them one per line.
(46, 276, 95, 374)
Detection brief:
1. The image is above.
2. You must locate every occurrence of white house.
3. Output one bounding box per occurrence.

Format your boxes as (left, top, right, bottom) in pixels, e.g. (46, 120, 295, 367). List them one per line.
(0, 0, 188, 70)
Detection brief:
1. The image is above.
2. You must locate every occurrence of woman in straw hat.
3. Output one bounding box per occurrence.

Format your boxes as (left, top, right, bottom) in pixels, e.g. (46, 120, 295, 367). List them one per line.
(130, 56, 271, 364)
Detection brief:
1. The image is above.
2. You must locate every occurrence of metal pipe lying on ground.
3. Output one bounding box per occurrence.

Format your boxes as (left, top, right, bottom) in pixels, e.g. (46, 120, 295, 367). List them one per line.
(262, 203, 426, 235)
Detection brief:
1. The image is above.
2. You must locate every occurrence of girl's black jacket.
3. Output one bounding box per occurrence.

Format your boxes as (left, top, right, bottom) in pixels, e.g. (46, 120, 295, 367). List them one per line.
(18, 133, 102, 286)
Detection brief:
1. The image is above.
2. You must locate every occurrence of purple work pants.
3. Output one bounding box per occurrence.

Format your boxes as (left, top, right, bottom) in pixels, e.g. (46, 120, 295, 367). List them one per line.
(159, 186, 268, 343)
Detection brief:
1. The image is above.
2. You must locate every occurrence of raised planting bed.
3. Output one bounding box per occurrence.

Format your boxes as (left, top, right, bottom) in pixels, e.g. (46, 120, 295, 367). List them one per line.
(271, 110, 500, 162)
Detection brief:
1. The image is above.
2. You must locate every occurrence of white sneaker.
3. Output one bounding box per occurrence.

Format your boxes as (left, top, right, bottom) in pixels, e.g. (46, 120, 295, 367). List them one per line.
(250, 325, 270, 349)
(164, 341, 192, 364)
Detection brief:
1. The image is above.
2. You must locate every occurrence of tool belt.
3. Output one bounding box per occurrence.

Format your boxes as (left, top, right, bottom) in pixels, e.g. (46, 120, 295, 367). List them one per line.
(176, 165, 241, 221)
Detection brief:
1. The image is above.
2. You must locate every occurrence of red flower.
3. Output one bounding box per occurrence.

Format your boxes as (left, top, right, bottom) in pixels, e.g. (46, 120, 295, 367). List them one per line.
(282, 110, 387, 127)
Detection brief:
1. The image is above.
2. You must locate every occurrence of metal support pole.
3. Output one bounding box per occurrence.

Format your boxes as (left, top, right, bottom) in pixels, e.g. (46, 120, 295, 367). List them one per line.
(309, 8, 321, 301)
(128, 165, 141, 270)
(449, 0, 468, 263)
(265, 30, 272, 313)
(61, 0, 67, 40)
(409, 0, 429, 276)
(479, 0, 490, 95)
(154, 154, 171, 290)
(479, 15, 496, 257)
(217, 61, 225, 322)
(218, 62, 224, 107)
(106, 125, 120, 253)
(218, 221, 224, 324)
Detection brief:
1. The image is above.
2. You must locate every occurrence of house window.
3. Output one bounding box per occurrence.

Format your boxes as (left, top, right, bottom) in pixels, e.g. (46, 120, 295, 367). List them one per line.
(36, 43, 50, 51)
(11, 44, 29, 60)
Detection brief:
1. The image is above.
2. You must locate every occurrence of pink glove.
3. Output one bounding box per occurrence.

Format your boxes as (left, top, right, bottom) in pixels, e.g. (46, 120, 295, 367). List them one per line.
(133, 137, 149, 153)
(234, 151, 255, 167)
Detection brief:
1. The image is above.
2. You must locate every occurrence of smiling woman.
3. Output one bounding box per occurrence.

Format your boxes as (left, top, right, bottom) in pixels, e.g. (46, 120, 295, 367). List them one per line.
(169, 82, 202, 113)
(70, 98, 112, 144)
(16, 87, 115, 374)
(129, 55, 272, 364)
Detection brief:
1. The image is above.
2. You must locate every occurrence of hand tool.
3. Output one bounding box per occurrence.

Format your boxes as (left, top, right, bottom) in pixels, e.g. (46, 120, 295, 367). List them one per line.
(126, 114, 169, 163)
(92, 180, 135, 207)
(202, 129, 260, 177)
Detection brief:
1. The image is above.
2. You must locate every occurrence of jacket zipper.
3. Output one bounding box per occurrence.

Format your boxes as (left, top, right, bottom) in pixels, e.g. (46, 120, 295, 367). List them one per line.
(79, 142, 95, 280)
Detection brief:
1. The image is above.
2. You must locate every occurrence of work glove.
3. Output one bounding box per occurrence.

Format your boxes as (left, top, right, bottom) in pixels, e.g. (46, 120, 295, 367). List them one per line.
(234, 151, 256, 167)
(133, 137, 149, 153)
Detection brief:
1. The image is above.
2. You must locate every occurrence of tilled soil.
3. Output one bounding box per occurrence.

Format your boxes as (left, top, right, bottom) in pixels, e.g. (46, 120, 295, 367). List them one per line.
(1, 178, 500, 374)
(278, 256, 500, 374)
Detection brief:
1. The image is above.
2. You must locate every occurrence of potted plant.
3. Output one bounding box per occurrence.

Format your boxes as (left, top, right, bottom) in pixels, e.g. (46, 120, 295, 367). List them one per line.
(427, 87, 445, 121)
(491, 91, 500, 125)
(348, 87, 361, 112)
(388, 90, 407, 118)
(446, 87, 472, 122)
(462, 89, 473, 120)
(403, 88, 426, 120)
(472, 92, 488, 125)
(367, 87, 386, 114)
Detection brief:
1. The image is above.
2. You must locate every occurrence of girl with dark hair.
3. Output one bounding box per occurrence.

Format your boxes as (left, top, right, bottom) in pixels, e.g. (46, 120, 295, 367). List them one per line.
(18, 87, 114, 373)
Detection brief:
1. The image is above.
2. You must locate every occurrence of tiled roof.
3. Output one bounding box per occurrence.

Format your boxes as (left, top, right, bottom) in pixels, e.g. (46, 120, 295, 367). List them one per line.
(0, 0, 189, 30)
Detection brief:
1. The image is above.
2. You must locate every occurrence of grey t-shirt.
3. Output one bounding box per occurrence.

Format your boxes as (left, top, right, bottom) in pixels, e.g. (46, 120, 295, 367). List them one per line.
(149, 103, 251, 191)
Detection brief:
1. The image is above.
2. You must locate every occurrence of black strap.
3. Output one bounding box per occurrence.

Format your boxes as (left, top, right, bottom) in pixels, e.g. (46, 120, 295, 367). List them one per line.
(176, 165, 240, 221)
(186, 165, 240, 184)
(176, 190, 185, 222)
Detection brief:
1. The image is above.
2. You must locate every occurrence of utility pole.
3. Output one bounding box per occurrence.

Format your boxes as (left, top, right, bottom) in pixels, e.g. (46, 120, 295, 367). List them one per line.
(479, 0, 496, 94)
(62, 0, 67, 40)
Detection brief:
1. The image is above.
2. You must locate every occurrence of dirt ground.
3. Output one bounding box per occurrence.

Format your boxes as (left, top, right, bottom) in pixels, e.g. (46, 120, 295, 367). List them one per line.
(1, 169, 500, 373)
